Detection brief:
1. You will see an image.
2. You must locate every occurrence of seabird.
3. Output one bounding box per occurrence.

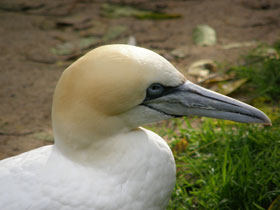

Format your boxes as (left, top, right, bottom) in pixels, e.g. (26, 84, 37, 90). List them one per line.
(0, 45, 271, 210)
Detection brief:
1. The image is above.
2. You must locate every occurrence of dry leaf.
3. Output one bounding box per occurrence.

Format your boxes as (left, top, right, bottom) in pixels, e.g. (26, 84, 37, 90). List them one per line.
(172, 138, 188, 153)
(210, 78, 248, 95)
(170, 47, 190, 59)
(222, 41, 257, 50)
(193, 25, 216, 46)
(188, 59, 217, 82)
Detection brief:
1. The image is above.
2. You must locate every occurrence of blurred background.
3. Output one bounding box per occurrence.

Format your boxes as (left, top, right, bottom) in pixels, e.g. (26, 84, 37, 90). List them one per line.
(0, 0, 279, 209)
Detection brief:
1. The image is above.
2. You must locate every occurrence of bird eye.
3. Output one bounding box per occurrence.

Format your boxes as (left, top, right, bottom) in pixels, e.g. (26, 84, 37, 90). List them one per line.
(147, 83, 165, 96)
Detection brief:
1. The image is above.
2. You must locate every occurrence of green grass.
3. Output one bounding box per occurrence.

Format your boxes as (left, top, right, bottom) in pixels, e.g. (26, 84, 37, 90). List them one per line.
(145, 43, 280, 209)
(231, 43, 280, 102)
(146, 117, 280, 210)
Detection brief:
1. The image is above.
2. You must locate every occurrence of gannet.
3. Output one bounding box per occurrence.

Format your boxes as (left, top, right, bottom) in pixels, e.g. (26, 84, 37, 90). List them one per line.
(0, 45, 271, 210)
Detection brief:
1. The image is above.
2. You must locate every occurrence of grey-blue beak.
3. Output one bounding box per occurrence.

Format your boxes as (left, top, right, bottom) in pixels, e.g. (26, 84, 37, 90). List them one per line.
(143, 81, 272, 125)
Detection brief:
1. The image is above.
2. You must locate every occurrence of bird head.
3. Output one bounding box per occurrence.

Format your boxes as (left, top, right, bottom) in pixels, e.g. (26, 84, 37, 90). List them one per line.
(52, 45, 271, 151)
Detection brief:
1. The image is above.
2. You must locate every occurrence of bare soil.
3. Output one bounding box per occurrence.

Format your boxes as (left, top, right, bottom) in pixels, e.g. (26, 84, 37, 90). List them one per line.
(1, 0, 280, 160)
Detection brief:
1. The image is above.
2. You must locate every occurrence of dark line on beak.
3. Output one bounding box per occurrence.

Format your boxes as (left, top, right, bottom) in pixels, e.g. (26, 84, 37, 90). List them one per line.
(142, 104, 182, 118)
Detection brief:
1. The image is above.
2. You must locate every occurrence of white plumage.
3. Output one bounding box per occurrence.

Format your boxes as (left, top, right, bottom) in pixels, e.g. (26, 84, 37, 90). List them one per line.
(1, 129, 175, 210)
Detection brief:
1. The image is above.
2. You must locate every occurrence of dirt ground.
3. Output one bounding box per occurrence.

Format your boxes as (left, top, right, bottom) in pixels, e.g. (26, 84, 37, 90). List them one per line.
(0, 0, 280, 160)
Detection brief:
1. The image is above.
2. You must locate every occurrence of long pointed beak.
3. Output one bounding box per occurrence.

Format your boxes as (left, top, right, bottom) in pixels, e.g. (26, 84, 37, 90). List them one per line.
(143, 81, 271, 125)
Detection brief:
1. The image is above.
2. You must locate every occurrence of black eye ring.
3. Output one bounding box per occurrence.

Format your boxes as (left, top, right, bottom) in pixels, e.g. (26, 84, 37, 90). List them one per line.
(147, 83, 165, 96)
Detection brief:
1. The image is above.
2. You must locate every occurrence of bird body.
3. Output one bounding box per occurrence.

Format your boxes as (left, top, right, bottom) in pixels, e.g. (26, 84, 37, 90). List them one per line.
(0, 128, 175, 210)
(0, 45, 270, 210)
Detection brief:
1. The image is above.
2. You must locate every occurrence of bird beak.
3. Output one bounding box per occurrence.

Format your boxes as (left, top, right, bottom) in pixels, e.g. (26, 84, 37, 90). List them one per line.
(143, 81, 272, 125)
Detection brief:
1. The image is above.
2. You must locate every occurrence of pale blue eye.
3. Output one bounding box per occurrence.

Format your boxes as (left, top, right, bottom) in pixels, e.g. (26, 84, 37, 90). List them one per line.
(147, 83, 165, 96)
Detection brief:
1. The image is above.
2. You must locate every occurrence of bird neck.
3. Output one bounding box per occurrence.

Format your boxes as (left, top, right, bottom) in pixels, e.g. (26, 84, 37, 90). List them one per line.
(52, 106, 130, 162)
